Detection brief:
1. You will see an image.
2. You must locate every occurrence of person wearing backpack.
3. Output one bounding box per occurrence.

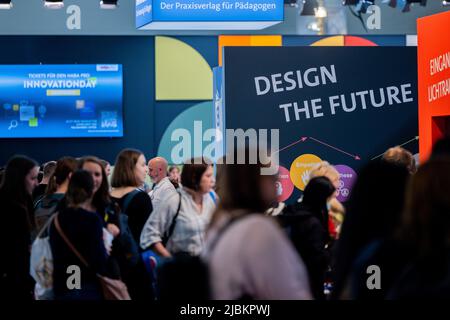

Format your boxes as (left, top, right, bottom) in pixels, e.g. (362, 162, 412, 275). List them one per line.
(79, 157, 120, 236)
(49, 170, 109, 300)
(33, 157, 78, 234)
(140, 158, 215, 300)
(79, 156, 140, 279)
(0, 155, 39, 300)
(110, 148, 154, 300)
(140, 157, 216, 258)
(278, 176, 335, 300)
(331, 160, 410, 300)
(204, 150, 312, 300)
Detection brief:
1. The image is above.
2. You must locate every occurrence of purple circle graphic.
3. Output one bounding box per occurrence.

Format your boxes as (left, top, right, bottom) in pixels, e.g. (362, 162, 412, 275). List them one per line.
(334, 164, 357, 202)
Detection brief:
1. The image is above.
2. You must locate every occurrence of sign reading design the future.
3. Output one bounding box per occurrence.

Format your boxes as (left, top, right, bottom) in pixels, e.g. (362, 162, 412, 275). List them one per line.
(220, 46, 418, 203)
(254, 63, 414, 123)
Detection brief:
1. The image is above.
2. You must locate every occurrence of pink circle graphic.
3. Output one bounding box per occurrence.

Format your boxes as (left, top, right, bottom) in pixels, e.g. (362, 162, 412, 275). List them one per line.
(277, 166, 295, 202)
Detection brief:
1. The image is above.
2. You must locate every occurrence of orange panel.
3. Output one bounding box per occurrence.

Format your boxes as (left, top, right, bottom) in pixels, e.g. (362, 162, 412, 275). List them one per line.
(249, 35, 282, 46)
(218, 36, 251, 66)
(417, 11, 450, 162)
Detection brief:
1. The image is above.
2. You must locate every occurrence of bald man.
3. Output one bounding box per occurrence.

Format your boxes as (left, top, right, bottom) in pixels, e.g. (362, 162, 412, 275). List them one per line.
(148, 157, 177, 212)
(382, 146, 416, 174)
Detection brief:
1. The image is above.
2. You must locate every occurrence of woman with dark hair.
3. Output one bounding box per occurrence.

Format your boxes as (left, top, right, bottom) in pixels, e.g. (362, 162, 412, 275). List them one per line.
(331, 160, 409, 299)
(203, 150, 311, 300)
(34, 157, 78, 232)
(0, 155, 39, 300)
(79, 156, 119, 234)
(278, 176, 335, 300)
(32, 160, 56, 203)
(44, 157, 78, 197)
(79, 156, 120, 273)
(385, 158, 450, 298)
(168, 165, 181, 187)
(80, 156, 140, 282)
(110, 148, 153, 300)
(140, 157, 216, 257)
(99, 159, 112, 178)
(50, 170, 108, 300)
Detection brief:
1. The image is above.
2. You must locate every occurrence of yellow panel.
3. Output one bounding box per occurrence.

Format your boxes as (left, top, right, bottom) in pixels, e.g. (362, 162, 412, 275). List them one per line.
(46, 89, 80, 96)
(155, 36, 213, 101)
(249, 35, 282, 46)
(218, 35, 251, 66)
(311, 36, 345, 47)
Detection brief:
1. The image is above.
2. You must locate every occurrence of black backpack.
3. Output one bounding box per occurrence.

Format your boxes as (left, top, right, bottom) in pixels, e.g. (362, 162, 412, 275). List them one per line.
(34, 195, 63, 235)
(112, 189, 142, 268)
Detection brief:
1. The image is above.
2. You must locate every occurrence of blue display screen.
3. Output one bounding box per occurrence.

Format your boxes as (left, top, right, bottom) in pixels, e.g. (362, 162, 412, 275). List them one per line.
(0, 64, 123, 138)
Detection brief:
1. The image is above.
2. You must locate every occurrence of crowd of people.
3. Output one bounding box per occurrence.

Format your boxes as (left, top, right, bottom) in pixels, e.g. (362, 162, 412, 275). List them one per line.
(1, 137, 450, 300)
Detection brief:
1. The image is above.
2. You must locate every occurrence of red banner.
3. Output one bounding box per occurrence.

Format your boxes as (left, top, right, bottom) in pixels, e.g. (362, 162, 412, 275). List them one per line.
(418, 10, 450, 162)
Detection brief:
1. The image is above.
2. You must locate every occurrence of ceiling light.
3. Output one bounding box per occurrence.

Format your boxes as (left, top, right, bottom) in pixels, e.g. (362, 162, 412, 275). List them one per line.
(314, 5, 327, 17)
(100, 0, 118, 9)
(284, 0, 298, 6)
(0, 0, 12, 9)
(406, 0, 427, 5)
(44, 0, 64, 9)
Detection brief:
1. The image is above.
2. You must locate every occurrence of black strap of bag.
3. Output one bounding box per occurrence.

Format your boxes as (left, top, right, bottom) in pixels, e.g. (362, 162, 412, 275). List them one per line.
(54, 213, 90, 268)
(161, 192, 182, 247)
(54, 213, 131, 300)
(121, 188, 141, 214)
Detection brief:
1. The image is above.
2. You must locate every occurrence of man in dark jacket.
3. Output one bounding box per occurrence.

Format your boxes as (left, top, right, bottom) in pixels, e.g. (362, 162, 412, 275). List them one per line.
(278, 176, 335, 300)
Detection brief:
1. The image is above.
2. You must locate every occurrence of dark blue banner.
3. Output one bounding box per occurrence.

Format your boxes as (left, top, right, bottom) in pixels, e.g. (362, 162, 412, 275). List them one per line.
(222, 47, 418, 203)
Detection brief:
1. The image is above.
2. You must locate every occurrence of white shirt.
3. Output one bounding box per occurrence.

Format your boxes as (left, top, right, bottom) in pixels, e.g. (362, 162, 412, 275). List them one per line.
(203, 214, 312, 300)
(148, 177, 177, 212)
(140, 187, 216, 256)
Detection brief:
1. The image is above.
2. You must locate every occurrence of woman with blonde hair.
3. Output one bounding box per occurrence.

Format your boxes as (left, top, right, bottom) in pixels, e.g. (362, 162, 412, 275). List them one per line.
(309, 161, 340, 190)
(111, 149, 152, 243)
